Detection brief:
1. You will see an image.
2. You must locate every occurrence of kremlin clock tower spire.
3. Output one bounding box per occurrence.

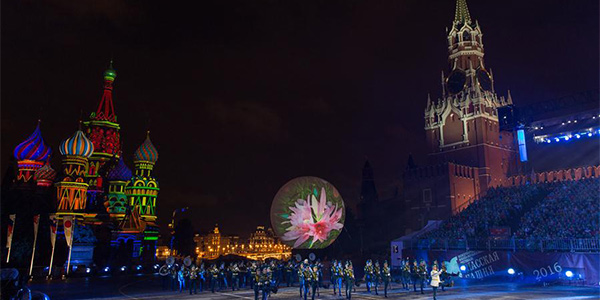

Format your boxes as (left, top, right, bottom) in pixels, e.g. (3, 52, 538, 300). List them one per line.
(423, 0, 518, 193)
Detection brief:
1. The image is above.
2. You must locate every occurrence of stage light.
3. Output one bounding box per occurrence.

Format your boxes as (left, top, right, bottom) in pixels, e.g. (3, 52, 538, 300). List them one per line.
(460, 265, 467, 272)
(136, 265, 142, 271)
(72, 265, 78, 271)
(154, 264, 160, 270)
(589, 133, 593, 137)
(564, 136, 569, 141)
(120, 266, 127, 272)
(104, 267, 110, 272)
(546, 139, 551, 143)
(565, 271, 574, 278)
(575, 134, 580, 138)
(86, 268, 91, 274)
(555, 138, 560, 142)
(508, 268, 515, 275)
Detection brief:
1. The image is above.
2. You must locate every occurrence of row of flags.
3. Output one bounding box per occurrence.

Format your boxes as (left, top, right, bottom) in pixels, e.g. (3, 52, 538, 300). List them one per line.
(6, 214, 75, 276)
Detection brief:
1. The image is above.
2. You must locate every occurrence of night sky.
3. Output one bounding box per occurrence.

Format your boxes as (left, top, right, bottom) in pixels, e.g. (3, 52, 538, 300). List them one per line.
(2, 0, 598, 237)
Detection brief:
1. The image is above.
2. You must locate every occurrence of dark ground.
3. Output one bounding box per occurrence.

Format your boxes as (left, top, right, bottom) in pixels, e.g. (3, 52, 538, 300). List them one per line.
(29, 275, 600, 300)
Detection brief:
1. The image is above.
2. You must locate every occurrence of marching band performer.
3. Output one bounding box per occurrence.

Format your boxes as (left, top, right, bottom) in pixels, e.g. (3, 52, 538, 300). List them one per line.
(302, 263, 312, 300)
(364, 259, 374, 293)
(343, 261, 355, 300)
(231, 263, 241, 291)
(374, 260, 381, 295)
(401, 259, 411, 290)
(285, 260, 294, 287)
(189, 264, 199, 295)
(418, 259, 428, 294)
(309, 265, 319, 300)
(411, 260, 419, 293)
(210, 264, 219, 293)
(382, 261, 391, 298)
(330, 260, 338, 295)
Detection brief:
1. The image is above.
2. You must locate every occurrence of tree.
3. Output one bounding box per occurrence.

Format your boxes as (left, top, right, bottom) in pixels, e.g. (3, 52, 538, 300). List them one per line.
(173, 218, 195, 257)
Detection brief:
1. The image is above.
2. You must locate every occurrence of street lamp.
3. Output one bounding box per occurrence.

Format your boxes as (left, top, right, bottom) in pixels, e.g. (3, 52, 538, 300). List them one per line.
(170, 207, 189, 251)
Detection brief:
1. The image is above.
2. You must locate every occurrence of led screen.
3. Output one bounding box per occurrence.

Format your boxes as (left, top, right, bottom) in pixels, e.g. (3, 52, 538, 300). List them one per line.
(270, 177, 345, 249)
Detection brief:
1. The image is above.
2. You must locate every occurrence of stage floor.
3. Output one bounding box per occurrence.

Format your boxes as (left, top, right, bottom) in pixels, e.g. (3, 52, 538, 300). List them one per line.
(33, 276, 600, 300)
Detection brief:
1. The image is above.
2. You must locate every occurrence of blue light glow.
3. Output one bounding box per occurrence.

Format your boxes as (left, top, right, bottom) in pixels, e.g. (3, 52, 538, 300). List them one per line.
(121, 266, 127, 272)
(104, 267, 110, 272)
(460, 265, 467, 272)
(508, 268, 515, 275)
(517, 129, 528, 162)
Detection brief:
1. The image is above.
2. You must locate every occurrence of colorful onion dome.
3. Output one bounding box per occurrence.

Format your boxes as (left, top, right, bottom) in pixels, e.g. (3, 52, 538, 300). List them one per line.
(107, 157, 132, 181)
(134, 132, 158, 163)
(13, 122, 52, 162)
(34, 163, 57, 182)
(59, 130, 94, 158)
(104, 60, 117, 81)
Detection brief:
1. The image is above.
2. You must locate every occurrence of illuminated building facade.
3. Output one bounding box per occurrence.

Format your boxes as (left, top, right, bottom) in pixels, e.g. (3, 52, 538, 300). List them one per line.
(2, 62, 161, 267)
(193, 225, 291, 261)
(403, 0, 517, 227)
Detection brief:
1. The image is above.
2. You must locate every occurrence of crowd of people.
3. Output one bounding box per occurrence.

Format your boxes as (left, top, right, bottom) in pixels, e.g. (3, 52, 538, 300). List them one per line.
(158, 256, 455, 300)
(422, 184, 551, 240)
(516, 178, 600, 239)
(422, 176, 599, 241)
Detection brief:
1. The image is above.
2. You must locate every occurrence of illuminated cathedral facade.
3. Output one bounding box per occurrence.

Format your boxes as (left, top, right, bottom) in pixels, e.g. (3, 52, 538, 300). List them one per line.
(3, 62, 160, 267)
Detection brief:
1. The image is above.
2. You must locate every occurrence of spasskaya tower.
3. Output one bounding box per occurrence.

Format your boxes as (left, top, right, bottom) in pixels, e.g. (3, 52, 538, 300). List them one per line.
(423, 0, 518, 193)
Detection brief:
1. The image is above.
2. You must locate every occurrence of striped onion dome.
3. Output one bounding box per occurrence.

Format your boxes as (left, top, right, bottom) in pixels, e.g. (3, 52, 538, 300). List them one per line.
(107, 157, 132, 181)
(14, 122, 52, 162)
(134, 132, 158, 163)
(59, 130, 94, 158)
(34, 163, 57, 182)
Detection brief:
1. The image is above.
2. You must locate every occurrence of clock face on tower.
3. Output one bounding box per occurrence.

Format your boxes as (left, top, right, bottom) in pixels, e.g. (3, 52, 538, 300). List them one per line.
(477, 69, 493, 91)
(447, 69, 467, 94)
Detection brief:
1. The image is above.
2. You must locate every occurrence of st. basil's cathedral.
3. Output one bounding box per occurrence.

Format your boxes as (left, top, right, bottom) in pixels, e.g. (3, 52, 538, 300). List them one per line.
(1, 62, 160, 268)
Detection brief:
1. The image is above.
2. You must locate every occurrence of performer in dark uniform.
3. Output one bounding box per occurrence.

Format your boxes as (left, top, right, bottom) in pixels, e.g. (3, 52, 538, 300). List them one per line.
(374, 261, 381, 295)
(261, 267, 272, 300)
(330, 260, 338, 295)
(198, 263, 206, 292)
(309, 265, 319, 300)
(254, 266, 262, 300)
(344, 261, 355, 300)
(231, 263, 240, 291)
(249, 262, 257, 290)
(418, 259, 428, 294)
(335, 261, 343, 296)
(364, 259, 374, 293)
(219, 262, 228, 290)
(382, 261, 391, 298)
(170, 265, 178, 291)
(316, 259, 323, 297)
(189, 264, 199, 295)
(210, 264, 219, 293)
(285, 260, 294, 287)
(301, 263, 312, 300)
(401, 259, 411, 290)
(411, 260, 419, 292)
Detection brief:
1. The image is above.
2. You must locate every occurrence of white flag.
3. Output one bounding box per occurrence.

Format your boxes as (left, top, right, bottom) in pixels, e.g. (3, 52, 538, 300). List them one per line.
(33, 215, 40, 237)
(6, 214, 16, 249)
(49, 214, 57, 249)
(63, 216, 74, 247)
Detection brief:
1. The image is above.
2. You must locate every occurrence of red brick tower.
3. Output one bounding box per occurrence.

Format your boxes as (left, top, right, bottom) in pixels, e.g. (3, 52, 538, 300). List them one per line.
(424, 0, 518, 193)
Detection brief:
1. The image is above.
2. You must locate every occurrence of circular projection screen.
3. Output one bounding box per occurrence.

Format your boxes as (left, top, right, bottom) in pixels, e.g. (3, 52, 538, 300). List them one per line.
(270, 177, 345, 249)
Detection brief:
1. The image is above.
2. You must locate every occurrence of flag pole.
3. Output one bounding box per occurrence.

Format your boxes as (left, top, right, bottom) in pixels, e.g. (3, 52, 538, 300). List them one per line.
(66, 240, 73, 275)
(48, 243, 55, 277)
(28, 227, 39, 277)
